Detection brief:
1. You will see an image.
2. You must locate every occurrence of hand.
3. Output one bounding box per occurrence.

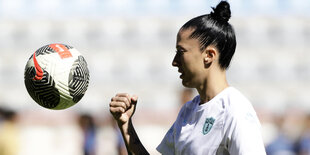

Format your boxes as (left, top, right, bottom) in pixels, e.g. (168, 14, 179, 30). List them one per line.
(109, 93, 138, 125)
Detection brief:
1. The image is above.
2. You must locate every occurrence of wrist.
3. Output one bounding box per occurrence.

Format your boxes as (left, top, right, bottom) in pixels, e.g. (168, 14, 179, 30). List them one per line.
(117, 118, 131, 129)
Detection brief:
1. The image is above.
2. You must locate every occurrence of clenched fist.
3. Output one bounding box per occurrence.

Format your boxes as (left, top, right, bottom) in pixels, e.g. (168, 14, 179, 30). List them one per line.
(109, 93, 138, 125)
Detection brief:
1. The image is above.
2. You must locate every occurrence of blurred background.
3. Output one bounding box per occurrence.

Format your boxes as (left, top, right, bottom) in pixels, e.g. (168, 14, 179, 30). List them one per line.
(0, 0, 310, 154)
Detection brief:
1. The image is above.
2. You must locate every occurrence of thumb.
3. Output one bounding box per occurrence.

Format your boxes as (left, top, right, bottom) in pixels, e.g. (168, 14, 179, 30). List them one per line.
(131, 95, 138, 104)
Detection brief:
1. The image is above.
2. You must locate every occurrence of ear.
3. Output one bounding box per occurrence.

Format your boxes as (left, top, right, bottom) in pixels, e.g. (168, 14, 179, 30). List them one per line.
(203, 46, 217, 65)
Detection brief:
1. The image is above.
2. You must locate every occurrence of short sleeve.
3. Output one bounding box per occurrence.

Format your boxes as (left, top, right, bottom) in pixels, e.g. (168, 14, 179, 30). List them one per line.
(157, 97, 197, 155)
(228, 112, 266, 155)
(156, 123, 175, 155)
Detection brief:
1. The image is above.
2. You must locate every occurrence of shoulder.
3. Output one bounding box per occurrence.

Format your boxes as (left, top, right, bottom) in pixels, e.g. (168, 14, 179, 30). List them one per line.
(179, 95, 200, 114)
(222, 88, 266, 154)
(221, 87, 262, 132)
(173, 95, 200, 127)
(223, 87, 255, 117)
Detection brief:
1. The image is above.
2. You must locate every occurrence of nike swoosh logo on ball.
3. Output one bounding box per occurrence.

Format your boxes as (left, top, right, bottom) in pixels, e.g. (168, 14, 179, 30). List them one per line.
(32, 52, 43, 80)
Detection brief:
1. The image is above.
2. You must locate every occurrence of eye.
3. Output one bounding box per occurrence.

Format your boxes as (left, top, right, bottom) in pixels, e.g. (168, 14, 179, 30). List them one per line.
(176, 49, 185, 54)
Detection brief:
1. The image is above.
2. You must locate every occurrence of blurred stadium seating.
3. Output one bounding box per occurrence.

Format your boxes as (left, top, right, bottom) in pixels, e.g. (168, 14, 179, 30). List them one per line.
(0, 0, 309, 154)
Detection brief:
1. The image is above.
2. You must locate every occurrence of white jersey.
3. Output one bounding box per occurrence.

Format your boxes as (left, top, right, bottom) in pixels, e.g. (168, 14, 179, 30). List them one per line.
(157, 87, 266, 155)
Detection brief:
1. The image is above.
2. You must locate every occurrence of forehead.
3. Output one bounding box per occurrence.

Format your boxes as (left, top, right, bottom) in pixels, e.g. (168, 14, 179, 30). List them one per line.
(177, 28, 194, 42)
(176, 28, 199, 49)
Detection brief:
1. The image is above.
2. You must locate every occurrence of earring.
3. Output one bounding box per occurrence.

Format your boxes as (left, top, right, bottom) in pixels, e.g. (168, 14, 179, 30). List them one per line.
(204, 58, 209, 64)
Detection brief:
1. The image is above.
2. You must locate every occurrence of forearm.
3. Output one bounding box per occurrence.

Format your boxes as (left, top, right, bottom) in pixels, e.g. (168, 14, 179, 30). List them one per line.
(118, 119, 149, 155)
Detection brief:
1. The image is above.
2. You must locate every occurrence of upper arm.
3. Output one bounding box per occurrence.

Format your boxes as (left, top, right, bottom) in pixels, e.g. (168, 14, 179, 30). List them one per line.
(156, 123, 175, 155)
(227, 111, 266, 155)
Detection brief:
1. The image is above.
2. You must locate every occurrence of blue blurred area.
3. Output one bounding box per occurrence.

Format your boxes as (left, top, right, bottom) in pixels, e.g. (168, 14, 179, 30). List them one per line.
(0, 0, 309, 19)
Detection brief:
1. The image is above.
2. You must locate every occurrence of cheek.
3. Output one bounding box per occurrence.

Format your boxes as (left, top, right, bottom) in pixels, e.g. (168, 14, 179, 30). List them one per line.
(183, 55, 204, 72)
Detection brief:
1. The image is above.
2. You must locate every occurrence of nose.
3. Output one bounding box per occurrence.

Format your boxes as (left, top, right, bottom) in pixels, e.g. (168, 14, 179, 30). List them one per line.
(172, 53, 179, 67)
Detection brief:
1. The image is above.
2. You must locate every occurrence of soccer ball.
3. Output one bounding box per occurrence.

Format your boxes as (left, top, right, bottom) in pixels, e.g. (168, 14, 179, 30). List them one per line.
(24, 43, 90, 110)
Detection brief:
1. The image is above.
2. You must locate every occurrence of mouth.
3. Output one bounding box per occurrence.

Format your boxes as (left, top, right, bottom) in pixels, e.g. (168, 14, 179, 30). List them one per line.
(180, 74, 184, 79)
(178, 69, 184, 79)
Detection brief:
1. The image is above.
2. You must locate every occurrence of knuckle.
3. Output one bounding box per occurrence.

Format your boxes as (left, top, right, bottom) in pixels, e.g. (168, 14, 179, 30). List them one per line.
(125, 93, 130, 98)
(116, 93, 129, 97)
(120, 97, 126, 103)
(109, 107, 115, 114)
(109, 101, 116, 107)
(117, 107, 123, 113)
(116, 93, 123, 97)
(121, 102, 127, 108)
(123, 100, 129, 107)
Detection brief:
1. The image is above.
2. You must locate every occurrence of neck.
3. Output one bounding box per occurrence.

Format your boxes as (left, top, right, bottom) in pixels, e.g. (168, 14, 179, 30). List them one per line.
(197, 68, 229, 105)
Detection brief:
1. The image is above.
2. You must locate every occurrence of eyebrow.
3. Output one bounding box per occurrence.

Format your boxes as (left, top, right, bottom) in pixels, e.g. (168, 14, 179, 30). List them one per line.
(176, 45, 183, 49)
(176, 45, 186, 51)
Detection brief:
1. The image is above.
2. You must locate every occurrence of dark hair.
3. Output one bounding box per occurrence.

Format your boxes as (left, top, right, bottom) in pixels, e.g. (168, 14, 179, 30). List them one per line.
(181, 1, 236, 69)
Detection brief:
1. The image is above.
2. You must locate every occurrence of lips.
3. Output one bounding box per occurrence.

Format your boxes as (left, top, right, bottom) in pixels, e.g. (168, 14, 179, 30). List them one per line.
(178, 69, 184, 78)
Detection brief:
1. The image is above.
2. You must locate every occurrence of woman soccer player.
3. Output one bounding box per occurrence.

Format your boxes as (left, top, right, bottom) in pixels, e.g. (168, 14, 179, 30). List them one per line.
(109, 1, 266, 154)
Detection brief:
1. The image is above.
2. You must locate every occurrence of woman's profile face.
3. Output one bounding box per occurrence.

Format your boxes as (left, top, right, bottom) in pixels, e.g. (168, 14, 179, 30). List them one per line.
(172, 28, 207, 88)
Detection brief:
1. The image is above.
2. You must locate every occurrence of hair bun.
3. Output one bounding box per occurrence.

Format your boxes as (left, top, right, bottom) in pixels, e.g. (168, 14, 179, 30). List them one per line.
(211, 1, 231, 22)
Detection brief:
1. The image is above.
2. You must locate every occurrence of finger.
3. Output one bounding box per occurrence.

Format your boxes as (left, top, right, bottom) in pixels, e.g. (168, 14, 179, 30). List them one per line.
(116, 92, 131, 101)
(112, 96, 131, 108)
(131, 95, 138, 104)
(110, 106, 125, 114)
(109, 101, 127, 110)
(116, 93, 131, 99)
